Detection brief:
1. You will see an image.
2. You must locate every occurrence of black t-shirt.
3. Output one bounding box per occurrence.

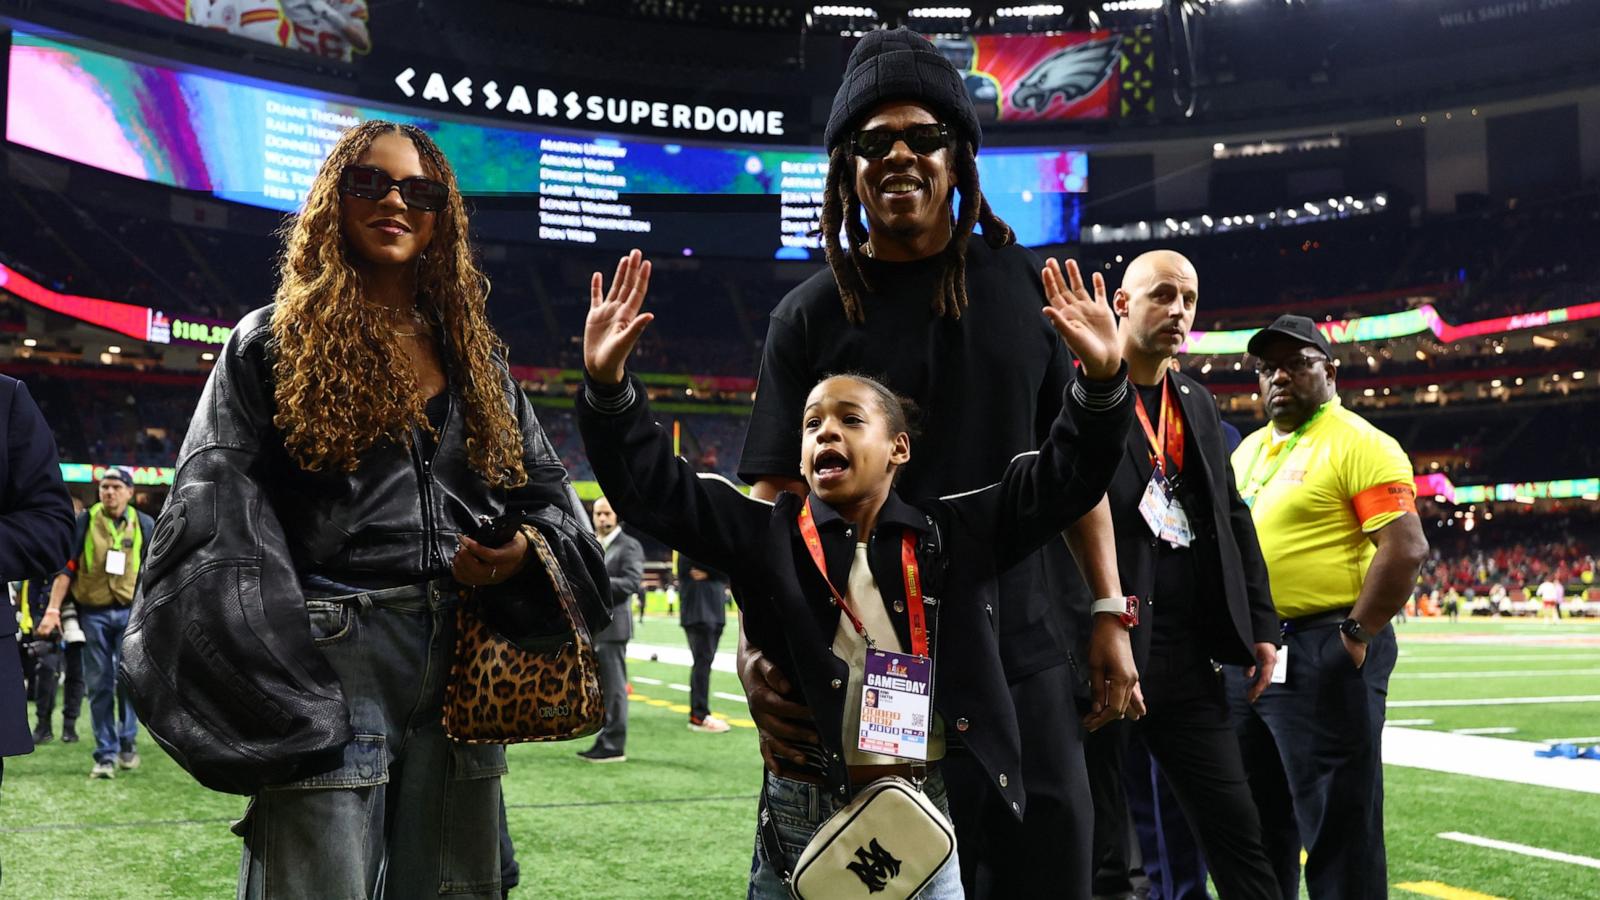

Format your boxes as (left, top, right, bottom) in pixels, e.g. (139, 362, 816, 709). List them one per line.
(739, 238, 1088, 680)
(1134, 380, 1212, 648)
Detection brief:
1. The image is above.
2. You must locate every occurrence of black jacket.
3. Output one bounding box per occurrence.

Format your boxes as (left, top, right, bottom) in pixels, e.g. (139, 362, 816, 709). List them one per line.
(1108, 372, 1277, 668)
(120, 306, 600, 795)
(578, 368, 1132, 818)
(0, 375, 75, 597)
(679, 558, 729, 629)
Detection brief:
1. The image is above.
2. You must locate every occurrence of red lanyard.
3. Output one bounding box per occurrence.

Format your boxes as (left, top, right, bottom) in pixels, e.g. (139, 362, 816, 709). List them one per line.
(1133, 376, 1184, 477)
(797, 498, 929, 657)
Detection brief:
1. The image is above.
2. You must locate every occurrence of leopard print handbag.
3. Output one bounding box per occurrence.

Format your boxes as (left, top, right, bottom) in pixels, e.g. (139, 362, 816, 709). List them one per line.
(444, 525, 605, 743)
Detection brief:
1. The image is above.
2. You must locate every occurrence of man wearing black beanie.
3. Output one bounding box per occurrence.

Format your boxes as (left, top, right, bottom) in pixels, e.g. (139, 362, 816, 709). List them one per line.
(737, 27, 1139, 900)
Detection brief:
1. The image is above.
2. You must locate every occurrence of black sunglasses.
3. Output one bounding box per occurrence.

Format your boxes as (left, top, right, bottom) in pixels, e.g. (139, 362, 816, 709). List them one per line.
(339, 165, 450, 212)
(1252, 355, 1329, 378)
(848, 124, 954, 159)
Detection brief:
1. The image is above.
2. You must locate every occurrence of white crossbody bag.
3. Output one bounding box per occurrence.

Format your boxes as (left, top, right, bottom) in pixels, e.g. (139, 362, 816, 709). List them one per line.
(789, 774, 955, 899)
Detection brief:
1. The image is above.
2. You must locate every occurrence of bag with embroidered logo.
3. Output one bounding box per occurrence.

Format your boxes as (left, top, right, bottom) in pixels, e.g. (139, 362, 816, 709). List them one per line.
(762, 775, 956, 900)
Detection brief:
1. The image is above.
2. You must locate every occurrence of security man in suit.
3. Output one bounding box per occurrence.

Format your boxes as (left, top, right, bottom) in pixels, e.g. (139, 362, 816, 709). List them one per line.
(1096, 250, 1282, 898)
(579, 496, 645, 763)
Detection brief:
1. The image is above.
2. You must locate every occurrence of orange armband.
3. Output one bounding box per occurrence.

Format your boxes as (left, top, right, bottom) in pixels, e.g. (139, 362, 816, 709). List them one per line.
(1352, 481, 1418, 525)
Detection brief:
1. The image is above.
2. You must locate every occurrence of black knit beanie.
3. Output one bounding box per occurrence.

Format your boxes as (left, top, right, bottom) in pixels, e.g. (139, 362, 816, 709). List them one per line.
(824, 27, 982, 153)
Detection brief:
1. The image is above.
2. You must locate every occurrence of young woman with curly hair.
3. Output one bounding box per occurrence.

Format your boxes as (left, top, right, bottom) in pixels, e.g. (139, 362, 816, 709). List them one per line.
(131, 120, 590, 898)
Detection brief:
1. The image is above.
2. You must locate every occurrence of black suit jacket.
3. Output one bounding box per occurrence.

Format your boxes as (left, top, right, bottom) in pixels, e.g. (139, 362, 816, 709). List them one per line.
(1108, 371, 1278, 667)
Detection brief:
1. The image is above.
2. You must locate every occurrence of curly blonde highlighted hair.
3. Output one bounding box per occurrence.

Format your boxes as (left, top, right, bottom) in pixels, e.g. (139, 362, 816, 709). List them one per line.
(270, 120, 527, 487)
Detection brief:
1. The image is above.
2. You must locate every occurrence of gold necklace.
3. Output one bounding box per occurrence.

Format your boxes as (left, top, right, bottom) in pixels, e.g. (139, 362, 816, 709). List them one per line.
(388, 307, 429, 337)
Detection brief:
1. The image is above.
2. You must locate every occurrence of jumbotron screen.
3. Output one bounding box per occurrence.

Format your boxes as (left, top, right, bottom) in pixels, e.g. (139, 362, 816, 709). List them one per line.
(5, 31, 1087, 259)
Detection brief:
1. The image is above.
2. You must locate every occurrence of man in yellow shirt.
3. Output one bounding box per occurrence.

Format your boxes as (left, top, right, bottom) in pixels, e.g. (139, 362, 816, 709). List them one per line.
(1226, 315, 1428, 900)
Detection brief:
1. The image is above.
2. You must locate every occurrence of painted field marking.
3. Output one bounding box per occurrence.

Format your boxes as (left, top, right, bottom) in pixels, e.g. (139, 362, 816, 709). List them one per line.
(1395, 881, 1506, 900)
(1388, 718, 1435, 726)
(629, 692, 755, 728)
(1398, 654, 1600, 663)
(1390, 695, 1600, 708)
(631, 676, 664, 685)
(1543, 736, 1600, 744)
(1437, 832, 1600, 870)
(1394, 669, 1600, 679)
(1384, 728, 1600, 793)
(668, 683, 691, 692)
(714, 691, 750, 704)
(1449, 727, 1517, 735)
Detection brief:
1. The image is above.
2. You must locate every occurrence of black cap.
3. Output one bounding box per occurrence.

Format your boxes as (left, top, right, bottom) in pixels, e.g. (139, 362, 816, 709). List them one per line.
(824, 28, 982, 153)
(1246, 314, 1335, 359)
(99, 466, 135, 487)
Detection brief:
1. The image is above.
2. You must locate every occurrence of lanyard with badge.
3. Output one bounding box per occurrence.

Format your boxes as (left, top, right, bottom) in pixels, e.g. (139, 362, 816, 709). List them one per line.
(1237, 401, 1331, 509)
(1134, 376, 1193, 548)
(798, 499, 933, 762)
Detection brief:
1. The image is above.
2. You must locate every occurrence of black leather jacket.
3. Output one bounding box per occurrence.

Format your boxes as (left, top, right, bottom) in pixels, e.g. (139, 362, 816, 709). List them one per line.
(122, 305, 597, 794)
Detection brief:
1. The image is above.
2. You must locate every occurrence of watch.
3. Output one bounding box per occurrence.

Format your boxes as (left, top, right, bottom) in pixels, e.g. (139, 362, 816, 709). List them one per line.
(1339, 617, 1372, 645)
(1091, 596, 1139, 629)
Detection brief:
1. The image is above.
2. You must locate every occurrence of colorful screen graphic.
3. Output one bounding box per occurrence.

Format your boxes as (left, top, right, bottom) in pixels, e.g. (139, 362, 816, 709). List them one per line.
(5, 32, 1086, 258)
(1183, 301, 1600, 356)
(927, 32, 1121, 123)
(106, 1, 372, 61)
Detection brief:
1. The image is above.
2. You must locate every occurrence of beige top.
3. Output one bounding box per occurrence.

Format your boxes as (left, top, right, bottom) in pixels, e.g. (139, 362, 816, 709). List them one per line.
(833, 543, 946, 766)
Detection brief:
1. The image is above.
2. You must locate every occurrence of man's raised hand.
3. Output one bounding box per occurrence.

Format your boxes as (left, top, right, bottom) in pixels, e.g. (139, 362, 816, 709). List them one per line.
(1042, 258, 1122, 380)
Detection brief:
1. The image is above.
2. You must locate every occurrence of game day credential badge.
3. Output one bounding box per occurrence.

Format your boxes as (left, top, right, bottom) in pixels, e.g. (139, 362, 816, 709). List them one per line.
(858, 651, 933, 761)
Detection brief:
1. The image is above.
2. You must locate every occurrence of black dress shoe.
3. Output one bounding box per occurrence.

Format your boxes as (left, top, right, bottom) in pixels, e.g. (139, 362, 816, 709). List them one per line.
(61, 725, 80, 743)
(31, 728, 53, 746)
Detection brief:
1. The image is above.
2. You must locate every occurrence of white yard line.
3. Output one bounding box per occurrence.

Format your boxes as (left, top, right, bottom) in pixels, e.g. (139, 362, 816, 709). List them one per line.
(1436, 832, 1600, 870)
(1542, 736, 1600, 744)
(714, 691, 750, 704)
(1394, 669, 1600, 679)
(1398, 654, 1600, 663)
(1389, 718, 1435, 726)
(630, 676, 664, 685)
(1449, 727, 1517, 735)
(1384, 728, 1600, 794)
(1389, 695, 1600, 708)
(668, 683, 691, 693)
(627, 642, 738, 673)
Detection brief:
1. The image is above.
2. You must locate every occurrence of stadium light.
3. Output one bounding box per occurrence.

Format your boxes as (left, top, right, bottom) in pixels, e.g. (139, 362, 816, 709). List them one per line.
(1102, 0, 1162, 10)
(22, 338, 36, 347)
(1575, 371, 1587, 380)
(202, 352, 216, 361)
(996, 4, 1065, 15)
(907, 6, 972, 17)
(812, 4, 876, 15)
(108, 345, 121, 354)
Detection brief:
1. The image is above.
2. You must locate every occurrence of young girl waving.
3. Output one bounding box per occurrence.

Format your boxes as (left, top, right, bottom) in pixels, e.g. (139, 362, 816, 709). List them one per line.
(576, 250, 1133, 899)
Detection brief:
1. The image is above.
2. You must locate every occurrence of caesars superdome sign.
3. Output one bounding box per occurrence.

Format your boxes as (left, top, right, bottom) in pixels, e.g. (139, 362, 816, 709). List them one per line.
(375, 56, 805, 143)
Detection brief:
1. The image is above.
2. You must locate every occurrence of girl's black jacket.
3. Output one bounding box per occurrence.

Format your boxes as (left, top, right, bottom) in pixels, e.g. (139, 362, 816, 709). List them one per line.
(576, 364, 1133, 819)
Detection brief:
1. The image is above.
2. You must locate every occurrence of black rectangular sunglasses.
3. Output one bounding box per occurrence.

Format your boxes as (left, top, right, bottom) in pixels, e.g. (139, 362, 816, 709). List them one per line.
(848, 123, 954, 159)
(339, 164, 450, 212)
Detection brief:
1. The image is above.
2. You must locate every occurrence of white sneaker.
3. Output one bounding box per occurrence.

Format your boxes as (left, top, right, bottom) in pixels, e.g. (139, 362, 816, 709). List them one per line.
(688, 715, 731, 734)
(90, 761, 116, 779)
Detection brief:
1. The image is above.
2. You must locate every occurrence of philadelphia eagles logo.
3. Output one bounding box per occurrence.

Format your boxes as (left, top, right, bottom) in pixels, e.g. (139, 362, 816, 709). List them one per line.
(1010, 37, 1122, 115)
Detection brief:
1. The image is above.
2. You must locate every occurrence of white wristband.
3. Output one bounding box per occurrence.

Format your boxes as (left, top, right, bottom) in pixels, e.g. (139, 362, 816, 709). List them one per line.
(1090, 597, 1127, 617)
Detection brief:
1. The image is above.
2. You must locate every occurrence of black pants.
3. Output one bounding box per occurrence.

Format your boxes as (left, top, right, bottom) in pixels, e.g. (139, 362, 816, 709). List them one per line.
(683, 623, 723, 721)
(1125, 731, 1211, 900)
(1132, 644, 1278, 900)
(945, 662, 1093, 900)
(1225, 623, 1398, 900)
(32, 641, 84, 733)
(1085, 721, 1133, 895)
(591, 640, 629, 754)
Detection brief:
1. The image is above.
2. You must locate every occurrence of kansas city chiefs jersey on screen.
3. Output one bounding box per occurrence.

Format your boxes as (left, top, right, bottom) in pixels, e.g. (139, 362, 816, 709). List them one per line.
(185, 0, 294, 48)
(281, 0, 372, 61)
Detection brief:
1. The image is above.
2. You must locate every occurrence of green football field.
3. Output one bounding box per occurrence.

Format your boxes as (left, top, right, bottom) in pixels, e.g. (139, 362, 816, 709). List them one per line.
(3, 616, 1597, 899)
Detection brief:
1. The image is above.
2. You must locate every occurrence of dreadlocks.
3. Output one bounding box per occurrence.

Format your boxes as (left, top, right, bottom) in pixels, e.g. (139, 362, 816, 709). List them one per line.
(818, 141, 1015, 325)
